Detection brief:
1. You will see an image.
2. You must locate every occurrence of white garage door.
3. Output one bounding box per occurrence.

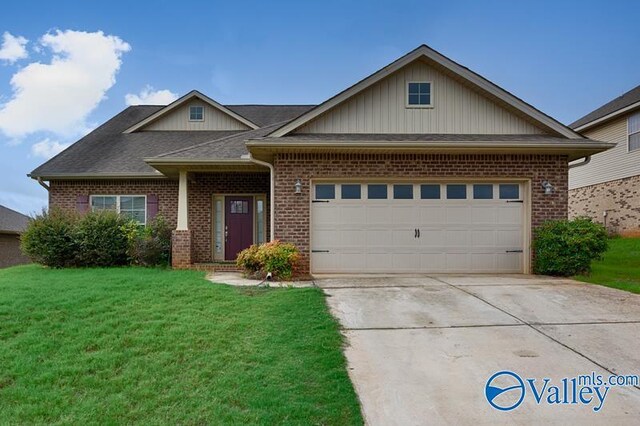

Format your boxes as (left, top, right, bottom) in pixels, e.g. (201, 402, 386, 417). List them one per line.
(310, 182, 525, 274)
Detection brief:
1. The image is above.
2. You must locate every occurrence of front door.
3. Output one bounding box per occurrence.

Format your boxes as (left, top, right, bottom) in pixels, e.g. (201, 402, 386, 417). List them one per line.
(225, 196, 254, 260)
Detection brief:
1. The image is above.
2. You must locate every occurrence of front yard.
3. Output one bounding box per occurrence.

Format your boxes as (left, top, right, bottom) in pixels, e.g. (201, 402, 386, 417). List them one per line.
(0, 265, 362, 424)
(575, 237, 640, 294)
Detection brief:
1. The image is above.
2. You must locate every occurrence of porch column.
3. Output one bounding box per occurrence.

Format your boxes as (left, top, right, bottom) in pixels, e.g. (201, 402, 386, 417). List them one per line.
(177, 170, 188, 230)
(172, 170, 192, 268)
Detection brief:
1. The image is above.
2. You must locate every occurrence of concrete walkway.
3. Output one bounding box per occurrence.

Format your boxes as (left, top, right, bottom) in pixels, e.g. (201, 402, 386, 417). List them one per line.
(207, 271, 315, 288)
(317, 275, 640, 425)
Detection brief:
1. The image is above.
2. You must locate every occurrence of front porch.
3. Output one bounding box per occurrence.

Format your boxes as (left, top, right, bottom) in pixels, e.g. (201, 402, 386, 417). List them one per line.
(169, 170, 271, 268)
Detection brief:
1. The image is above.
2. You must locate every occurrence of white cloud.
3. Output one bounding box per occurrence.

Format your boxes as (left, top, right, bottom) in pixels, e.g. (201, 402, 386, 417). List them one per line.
(0, 32, 28, 64)
(0, 29, 130, 139)
(125, 85, 178, 106)
(31, 138, 71, 158)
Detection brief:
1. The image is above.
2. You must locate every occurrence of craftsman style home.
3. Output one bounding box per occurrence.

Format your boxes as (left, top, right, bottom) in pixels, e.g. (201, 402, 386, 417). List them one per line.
(30, 45, 611, 275)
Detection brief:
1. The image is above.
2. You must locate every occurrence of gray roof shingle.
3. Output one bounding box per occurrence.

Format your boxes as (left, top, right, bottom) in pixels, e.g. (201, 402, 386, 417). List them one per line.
(226, 105, 314, 127)
(571, 84, 640, 129)
(153, 122, 286, 159)
(30, 104, 314, 177)
(0, 205, 30, 234)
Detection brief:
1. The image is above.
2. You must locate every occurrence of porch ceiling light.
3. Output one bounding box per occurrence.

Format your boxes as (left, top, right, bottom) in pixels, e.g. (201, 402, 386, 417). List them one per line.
(541, 180, 554, 195)
(295, 179, 302, 194)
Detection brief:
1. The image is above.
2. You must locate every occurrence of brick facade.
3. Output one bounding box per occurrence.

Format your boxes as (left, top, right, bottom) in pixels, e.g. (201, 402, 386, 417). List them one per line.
(188, 172, 270, 262)
(49, 179, 180, 227)
(48, 155, 568, 273)
(49, 173, 270, 265)
(171, 230, 193, 268)
(569, 174, 640, 235)
(0, 233, 29, 268)
(273, 153, 569, 275)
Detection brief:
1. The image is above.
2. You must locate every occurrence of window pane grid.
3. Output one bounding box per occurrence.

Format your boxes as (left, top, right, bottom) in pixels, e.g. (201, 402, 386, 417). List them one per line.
(407, 82, 431, 105)
(91, 195, 146, 224)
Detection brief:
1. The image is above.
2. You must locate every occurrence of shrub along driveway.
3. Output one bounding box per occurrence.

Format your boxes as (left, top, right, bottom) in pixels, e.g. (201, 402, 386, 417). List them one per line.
(319, 275, 640, 425)
(0, 266, 362, 424)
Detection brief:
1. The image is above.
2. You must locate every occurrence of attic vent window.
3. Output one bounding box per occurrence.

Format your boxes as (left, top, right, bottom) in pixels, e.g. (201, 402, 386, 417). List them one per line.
(189, 105, 204, 121)
(407, 82, 432, 107)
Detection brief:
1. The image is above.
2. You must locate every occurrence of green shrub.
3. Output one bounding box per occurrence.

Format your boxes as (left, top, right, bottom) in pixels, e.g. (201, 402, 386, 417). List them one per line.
(21, 208, 78, 268)
(534, 217, 608, 276)
(74, 211, 135, 267)
(237, 240, 300, 280)
(128, 216, 172, 267)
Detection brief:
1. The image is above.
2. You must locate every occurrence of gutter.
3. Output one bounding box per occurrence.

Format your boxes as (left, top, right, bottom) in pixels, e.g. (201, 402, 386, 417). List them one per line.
(36, 177, 50, 191)
(568, 156, 591, 169)
(244, 154, 275, 242)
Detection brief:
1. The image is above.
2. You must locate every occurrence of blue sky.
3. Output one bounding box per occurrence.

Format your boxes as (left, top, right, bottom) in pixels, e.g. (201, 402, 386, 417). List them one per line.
(0, 0, 638, 215)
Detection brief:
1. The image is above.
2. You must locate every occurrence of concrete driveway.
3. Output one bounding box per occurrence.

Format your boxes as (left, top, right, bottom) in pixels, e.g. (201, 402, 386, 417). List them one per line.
(317, 275, 640, 425)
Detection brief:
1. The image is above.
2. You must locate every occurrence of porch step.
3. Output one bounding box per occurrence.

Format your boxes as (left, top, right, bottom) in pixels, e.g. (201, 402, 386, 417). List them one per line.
(191, 262, 242, 273)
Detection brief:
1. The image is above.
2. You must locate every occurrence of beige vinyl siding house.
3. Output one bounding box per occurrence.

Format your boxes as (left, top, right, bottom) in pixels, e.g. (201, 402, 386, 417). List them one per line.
(569, 84, 640, 234)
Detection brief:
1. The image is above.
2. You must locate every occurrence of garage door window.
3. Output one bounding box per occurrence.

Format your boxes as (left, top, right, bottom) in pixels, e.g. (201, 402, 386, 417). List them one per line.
(420, 184, 441, 199)
(499, 184, 519, 199)
(446, 184, 467, 199)
(315, 184, 335, 199)
(341, 184, 361, 199)
(393, 184, 413, 199)
(473, 184, 493, 199)
(368, 184, 387, 199)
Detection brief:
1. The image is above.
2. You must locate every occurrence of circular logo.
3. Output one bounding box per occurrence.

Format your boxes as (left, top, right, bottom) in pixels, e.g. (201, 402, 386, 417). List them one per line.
(485, 371, 525, 411)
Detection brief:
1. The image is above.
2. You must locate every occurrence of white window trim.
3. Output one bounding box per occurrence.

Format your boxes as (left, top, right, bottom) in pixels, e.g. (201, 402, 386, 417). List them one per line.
(628, 112, 640, 152)
(189, 105, 205, 122)
(406, 81, 433, 108)
(90, 195, 147, 225)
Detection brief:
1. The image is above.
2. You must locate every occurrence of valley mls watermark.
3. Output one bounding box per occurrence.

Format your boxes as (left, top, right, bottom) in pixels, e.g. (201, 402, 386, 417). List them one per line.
(485, 370, 639, 412)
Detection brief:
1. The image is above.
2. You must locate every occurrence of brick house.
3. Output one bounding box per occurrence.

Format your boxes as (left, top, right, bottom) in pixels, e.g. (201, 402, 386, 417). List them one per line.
(0, 204, 30, 268)
(569, 84, 640, 235)
(30, 45, 611, 275)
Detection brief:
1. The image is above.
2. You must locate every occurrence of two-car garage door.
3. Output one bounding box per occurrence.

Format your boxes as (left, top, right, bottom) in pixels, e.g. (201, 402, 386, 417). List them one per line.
(310, 181, 526, 274)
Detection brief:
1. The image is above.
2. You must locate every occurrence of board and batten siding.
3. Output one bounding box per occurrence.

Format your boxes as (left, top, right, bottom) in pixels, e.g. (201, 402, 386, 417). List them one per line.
(295, 60, 547, 135)
(569, 115, 639, 189)
(144, 100, 251, 131)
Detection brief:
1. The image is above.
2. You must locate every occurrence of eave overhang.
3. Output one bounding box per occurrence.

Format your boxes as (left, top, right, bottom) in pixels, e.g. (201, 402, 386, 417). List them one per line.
(246, 138, 615, 162)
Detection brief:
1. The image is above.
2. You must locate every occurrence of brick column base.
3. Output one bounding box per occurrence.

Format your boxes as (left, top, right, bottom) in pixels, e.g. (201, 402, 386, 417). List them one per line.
(171, 230, 193, 269)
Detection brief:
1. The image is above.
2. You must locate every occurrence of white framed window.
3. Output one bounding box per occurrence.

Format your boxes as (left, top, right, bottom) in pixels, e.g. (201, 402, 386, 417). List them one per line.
(90, 195, 147, 225)
(406, 81, 432, 107)
(189, 105, 204, 121)
(628, 112, 640, 152)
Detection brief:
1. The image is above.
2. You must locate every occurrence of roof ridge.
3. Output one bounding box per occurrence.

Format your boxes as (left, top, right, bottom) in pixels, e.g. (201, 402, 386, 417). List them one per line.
(152, 120, 289, 159)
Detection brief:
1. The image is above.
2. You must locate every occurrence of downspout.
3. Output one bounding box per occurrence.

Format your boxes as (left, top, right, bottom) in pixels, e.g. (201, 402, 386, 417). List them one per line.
(246, 154, 275, 242)
(568, 156, 591, 169)
(36, 177, 50, 191)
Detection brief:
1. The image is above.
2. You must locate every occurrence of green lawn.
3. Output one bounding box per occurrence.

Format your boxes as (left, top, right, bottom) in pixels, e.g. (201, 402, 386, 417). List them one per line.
(0, 265, 362, 425)
(575, 237, 640, 294)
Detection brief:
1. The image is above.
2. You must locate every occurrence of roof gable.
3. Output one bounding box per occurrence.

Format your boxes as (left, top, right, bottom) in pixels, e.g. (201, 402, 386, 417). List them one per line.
(269, 45, 583, 139)
(124, 90, 259, 133)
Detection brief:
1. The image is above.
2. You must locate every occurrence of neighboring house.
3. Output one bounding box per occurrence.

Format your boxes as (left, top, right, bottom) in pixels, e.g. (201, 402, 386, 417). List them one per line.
(29, 45, 611, 275)
(569, 85, 640, 235)
(0, 205, 30, 268)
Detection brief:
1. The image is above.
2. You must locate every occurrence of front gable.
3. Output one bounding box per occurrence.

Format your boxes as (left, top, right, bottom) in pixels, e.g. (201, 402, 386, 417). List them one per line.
(125, 91, 258, 133)
(270, 45, 582, 139)
(295, 59, 547, 134)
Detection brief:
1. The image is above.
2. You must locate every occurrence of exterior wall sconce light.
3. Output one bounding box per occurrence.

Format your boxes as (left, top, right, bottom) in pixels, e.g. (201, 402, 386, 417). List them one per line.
(294, 179, 302, 194)
(541, 180, 554, 195)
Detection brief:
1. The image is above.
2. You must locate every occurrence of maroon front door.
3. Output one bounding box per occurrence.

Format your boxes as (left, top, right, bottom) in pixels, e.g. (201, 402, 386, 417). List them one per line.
(225, 196, 253, 260)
